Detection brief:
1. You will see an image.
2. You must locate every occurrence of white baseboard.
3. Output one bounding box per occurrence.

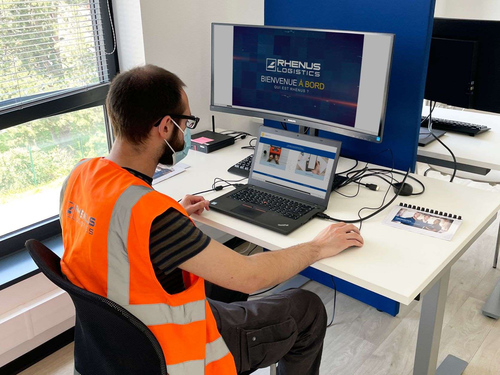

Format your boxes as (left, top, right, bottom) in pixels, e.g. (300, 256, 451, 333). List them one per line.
(0, 317, 75, 367)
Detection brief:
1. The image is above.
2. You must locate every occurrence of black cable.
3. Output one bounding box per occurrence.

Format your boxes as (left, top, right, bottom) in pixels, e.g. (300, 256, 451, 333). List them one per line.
(333, 149, 421, 202)
(352, 169, 425, 196)
(334, 186, 361, 199)
(177, 185, 227, 202)
(280, 122, 288, 131)
(344, 179, 379, 192)
(179, 176, 247, 202)
(316, 167, 411, 224)
(335, 164, 369, 190)
(250, 283, 280, 297)
(421, 101, 437, 125)
(241, 137, 257, 150)
(220, 130, 252, 137)
(220, 130, 252, 142)
(334, 168, 364, 198)
(212, 177, 247, 189)
(188, 187, 224, 197)
(235, 243, 258, 255)
(334, 147, 395, 190)
(247, 244, 259, 256)
(333, 152, 394, 230)
(420, 110, 433, 125)
(336, 160, 359, 175)
(326, 277, 337, 328)
(356, 151, 395, 231)
(427, 101, 457, 182)
(336, 158, 425, 196)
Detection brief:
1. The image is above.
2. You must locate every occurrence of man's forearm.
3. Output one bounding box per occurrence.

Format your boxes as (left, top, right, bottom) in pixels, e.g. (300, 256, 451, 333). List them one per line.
(244, 242, 321, 293)
(179, 222, 362, 295)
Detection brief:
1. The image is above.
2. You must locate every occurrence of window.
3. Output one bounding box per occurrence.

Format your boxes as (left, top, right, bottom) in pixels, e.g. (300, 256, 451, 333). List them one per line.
(0, 106, 108, 236)
(0, 0, 118, 258)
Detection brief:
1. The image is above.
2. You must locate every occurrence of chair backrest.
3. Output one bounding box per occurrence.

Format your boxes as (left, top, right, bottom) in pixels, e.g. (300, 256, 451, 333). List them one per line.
(26, 239, 167, 375)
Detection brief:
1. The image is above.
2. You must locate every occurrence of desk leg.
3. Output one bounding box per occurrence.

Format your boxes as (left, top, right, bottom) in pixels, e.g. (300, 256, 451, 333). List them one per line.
(493, 221, 499, 269)
(413, 269, 467, 375)
(482, 280, 500, 320)
(482, 221, 500, 320)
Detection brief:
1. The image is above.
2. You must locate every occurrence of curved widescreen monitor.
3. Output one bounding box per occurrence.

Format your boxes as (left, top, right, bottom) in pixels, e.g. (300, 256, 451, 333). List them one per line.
(211, 23, 394, 143)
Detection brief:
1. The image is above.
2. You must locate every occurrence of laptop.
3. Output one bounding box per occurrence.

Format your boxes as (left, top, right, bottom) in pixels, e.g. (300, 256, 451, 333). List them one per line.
(209, 126, 342, 234)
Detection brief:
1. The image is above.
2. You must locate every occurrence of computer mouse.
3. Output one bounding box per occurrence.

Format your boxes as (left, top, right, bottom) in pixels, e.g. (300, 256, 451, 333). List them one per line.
(393, 182, 413, 196)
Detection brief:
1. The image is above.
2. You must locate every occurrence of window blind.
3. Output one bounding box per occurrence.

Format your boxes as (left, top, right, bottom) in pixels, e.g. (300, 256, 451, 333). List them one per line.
(0, 0, 114, 113)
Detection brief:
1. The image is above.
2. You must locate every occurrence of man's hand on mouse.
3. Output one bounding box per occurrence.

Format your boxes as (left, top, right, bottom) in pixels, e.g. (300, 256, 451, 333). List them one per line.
(311, 222, 364, 260)
(180, 194, 210, 216)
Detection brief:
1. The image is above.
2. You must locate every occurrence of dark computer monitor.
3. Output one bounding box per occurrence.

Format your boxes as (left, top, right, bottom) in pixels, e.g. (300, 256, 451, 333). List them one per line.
(425, 18, 500, 114)
(211, 24, 394, 143)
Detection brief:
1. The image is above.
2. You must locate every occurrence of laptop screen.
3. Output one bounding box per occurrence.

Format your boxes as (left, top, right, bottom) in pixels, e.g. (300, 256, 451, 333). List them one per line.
(250, 128, 339, 201)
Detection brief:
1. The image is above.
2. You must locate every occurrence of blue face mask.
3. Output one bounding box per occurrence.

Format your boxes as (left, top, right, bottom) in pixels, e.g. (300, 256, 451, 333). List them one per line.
(164, 119, 190, 166)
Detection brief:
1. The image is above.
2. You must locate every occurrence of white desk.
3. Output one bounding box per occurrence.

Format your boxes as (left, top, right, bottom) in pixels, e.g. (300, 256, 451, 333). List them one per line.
(156, 140, 500, 375)
(418, 106, 500, 175)
(418, 106, 500, 321)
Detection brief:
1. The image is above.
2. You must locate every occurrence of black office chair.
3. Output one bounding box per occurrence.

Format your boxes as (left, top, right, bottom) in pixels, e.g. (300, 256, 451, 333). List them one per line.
(26, 239, 167, 375)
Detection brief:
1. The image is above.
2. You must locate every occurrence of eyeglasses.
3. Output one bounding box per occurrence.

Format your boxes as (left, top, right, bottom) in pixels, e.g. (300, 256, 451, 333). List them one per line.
(153, 114, 200, 129)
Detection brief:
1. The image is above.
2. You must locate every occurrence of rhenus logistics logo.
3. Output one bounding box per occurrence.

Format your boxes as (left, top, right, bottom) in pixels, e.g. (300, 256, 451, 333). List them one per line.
(266, 58, 321, 77)
(67, 201, 96, 235)
(266, 58, 277, 71)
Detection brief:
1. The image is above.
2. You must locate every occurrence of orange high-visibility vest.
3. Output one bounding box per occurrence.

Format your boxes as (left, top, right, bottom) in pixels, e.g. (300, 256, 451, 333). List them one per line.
(60, 158, 236, 375)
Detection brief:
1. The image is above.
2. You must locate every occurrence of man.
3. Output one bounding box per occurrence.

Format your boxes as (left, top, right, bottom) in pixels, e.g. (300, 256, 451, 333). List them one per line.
(411, 212, 425, 228)
(427, 219, 442, 232)
(422, 214, 432, 225)
(60, 65, 363, 375)
(394, 212, 422, 227)
(413, 212, 424, 227)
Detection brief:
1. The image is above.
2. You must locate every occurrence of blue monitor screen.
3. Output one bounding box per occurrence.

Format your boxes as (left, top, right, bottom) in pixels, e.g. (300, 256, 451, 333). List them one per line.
(232, 26, 364, 128)
(212, 24, 394, 142)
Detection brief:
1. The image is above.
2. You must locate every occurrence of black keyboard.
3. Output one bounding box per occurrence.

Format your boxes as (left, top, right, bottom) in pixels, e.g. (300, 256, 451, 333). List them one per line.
(227, 154, 254, 177)
(229, 187, 314, 220)
(421, 117, 490, 136)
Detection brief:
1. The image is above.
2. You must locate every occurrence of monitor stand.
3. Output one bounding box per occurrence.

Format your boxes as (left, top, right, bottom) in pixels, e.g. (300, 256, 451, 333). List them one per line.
(419, 128, 446, 146)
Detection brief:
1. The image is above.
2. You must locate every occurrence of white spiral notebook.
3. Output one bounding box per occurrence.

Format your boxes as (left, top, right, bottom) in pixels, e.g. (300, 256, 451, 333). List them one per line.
(383, 202, 463, 241)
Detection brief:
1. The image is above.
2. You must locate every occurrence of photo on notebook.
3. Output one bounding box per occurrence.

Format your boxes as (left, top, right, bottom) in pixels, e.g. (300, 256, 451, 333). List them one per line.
(383, 205, 462, 241)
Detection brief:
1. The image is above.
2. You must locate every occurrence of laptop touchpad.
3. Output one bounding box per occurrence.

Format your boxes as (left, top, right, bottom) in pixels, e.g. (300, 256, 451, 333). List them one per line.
(231, 205, 265, 219)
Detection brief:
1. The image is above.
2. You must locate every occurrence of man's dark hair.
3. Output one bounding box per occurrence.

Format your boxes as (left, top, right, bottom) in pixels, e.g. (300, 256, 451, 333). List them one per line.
(106, 65, 186, 145)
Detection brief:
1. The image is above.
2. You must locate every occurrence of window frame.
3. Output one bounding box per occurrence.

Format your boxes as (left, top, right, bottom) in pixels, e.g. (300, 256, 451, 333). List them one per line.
(0, 0, 119, 259)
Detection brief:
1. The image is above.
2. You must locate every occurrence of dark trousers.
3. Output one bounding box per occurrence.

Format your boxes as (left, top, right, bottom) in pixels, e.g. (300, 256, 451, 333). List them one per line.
(207, 285, 327, 375)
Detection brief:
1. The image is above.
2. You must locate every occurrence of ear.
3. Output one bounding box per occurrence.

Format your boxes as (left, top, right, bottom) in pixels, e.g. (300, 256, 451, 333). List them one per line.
(156, 116, 173, 140)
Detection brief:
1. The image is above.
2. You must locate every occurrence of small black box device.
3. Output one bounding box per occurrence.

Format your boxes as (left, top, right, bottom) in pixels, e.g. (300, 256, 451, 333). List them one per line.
(190, 130, 234, 153)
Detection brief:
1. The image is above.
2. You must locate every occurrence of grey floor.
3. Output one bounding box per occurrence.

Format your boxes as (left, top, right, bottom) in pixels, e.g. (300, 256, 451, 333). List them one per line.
(20, 169, 500, 375)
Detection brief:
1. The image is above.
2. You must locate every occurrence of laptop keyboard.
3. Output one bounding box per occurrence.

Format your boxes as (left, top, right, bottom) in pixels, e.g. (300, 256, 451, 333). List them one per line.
(229, 187, 315, 220)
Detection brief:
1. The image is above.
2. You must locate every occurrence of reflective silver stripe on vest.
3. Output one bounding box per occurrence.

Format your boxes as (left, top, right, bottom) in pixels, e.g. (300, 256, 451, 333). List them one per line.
(126, 299, 205, 326)
(59, 159, 91, 218)
(166, 337, 231, 375)
(105, 185, 224, 374)
(74, 369, 81, 375)
(107, 185, 153, 304)
(206, 336, 231, 365)
(106, 185, 206, 325)
(167, 359, 205, 375)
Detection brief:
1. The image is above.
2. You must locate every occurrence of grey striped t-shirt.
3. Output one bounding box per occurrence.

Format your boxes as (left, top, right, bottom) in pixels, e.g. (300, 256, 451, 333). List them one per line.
(124, 168, 211, 294)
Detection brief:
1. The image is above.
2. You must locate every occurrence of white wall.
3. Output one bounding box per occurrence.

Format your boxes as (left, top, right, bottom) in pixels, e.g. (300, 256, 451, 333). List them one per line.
(111, 0, 146, 69)
(435, 0, 500, 20)
(138, 0, 265, 135)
